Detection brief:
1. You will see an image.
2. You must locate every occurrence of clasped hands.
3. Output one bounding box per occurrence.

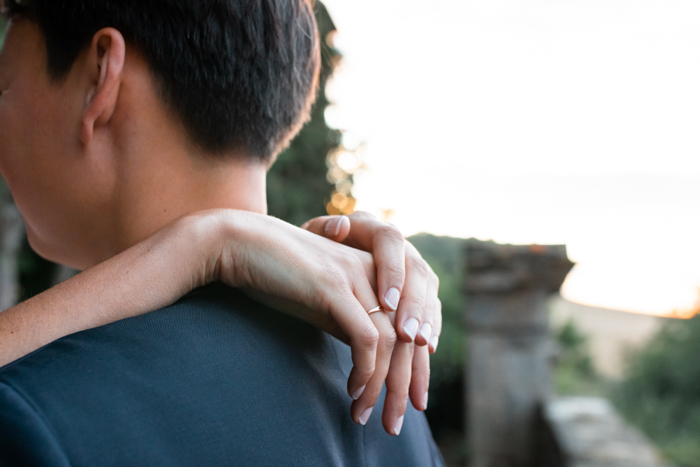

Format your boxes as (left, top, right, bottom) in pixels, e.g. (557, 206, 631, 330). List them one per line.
(205, 210, 441, 436)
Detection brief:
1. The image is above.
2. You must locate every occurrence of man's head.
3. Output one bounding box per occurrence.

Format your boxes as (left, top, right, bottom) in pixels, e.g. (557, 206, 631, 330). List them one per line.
(0, 0, 320, 269)
(2, 0, 320, 160)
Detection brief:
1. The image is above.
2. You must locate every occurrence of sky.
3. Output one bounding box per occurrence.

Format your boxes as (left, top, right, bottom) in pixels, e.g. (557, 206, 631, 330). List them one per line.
(321, 0, 700, 316)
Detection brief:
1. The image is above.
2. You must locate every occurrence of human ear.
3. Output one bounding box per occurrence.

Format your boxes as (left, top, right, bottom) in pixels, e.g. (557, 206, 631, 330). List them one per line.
(80, 28, 126, 145)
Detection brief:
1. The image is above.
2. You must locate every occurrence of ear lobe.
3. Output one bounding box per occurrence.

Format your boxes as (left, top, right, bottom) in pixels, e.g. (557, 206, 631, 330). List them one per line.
(80, 28, 126, 145)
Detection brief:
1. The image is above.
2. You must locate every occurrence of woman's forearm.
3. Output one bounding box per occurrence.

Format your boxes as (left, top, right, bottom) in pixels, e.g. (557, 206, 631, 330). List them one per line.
(0, 209, 441, 436)
(0, 214, 221, 366)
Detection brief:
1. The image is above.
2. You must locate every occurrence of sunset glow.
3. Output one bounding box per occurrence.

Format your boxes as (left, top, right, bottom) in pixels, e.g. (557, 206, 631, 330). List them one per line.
(323, 0, 700, 317)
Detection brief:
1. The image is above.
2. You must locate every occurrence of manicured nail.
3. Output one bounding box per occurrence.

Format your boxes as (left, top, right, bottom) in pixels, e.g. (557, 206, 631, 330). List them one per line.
(339, 216, 350, 235)
(384, 287, 400, 311)
(393, 415, 404, 435)
(324, 216, 346, 237)
(419, 323, 432, 343)
(351, 385, 366, 401)
(429, 336, 439, 352)
(423, 391, 429, 410)
(403, 318, 420, 341)
(359, 407, 374, 426)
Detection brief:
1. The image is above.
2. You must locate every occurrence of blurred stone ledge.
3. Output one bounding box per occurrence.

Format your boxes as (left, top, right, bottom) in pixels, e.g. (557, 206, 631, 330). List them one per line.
(538, 397, 670, 467)
(464, 239, 669, 467)
(465, 241, 574, 295)
(465, 240, 575, 467)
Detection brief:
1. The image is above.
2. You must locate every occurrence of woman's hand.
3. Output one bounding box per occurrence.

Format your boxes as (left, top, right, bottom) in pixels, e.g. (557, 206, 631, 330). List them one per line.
(302, 212, 441, 435)
(303, 212, 442, 351)
(215, 209, 441, 435)
(0, 208, 441, 436)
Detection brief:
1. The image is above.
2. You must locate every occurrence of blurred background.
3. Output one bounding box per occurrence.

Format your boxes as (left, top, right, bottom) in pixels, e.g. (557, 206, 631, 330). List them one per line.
(2, 1, 700, 466)
(317, 1, 700, 465)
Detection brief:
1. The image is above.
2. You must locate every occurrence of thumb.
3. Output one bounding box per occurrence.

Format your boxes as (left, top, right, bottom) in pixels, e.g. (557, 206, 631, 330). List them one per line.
(302, 215, 351, 242)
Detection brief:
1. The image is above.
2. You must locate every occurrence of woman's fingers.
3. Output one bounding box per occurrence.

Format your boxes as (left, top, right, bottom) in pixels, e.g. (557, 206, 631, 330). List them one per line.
(345, 268, 405, 435)
(395, 248, 429, 343)
(351, 311, 397, 429)
(301, 215, 351, 243)
(346, 212, 406, 313)
(306, 212, 407, 315)
(381, 338, 415, 435)
(415, 267, 439, 347)
(300, 213, 442, 430)
(429, 297, 442, 354)
(325, 284, 379, 400)
(409, 344, 430, 411)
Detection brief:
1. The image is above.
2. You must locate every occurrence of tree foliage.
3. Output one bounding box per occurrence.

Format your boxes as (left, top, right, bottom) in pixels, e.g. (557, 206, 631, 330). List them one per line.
(613, 314, 700, 467)
(552, 319, 601, 396)
(266, 2, 342, 226)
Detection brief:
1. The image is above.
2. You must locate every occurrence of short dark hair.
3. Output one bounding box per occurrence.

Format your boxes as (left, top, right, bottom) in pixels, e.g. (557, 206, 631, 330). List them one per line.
(2, 0, 321, 162)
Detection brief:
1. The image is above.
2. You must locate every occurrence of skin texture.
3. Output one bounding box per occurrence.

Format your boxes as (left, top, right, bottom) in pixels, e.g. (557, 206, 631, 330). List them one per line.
(0, 19, 441, 436)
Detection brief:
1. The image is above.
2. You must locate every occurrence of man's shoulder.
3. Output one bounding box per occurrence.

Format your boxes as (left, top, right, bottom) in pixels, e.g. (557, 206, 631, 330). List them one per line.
(0, 283, 358, 466)
(0, 282, 339, 390)
(0, 283, 445, 467)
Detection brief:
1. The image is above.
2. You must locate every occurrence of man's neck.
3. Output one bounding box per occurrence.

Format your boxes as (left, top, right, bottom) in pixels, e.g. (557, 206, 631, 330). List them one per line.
(107, 150, 268, 264)
(64, 50, 272, 269)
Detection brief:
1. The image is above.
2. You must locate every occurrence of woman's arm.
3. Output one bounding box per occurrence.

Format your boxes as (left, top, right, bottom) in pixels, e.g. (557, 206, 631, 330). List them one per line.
(0, 209, 442, 435)
(0, 211, 218, 365)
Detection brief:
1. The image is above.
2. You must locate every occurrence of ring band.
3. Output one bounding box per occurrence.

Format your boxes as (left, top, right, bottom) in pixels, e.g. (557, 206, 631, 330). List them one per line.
(367, 305, 385, 315)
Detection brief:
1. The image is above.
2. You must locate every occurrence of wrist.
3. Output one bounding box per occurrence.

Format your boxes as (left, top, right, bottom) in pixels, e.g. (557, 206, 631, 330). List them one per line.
(189, 209, 254, 288)
(164, 210, 232, 289)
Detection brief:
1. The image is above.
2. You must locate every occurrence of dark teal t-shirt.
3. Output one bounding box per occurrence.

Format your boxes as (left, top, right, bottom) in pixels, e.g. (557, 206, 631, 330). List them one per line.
(0, 283, 444, 466)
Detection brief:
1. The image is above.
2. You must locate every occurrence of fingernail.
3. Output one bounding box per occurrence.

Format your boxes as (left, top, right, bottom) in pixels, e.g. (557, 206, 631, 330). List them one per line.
(359, 406, 374, 426)
(339, 216, 350, 235)
(419, 323, 432, 343)
(393, 415, 404, 435)
(429, 336, 439, 352)
(403, 318, 420, 341)
(423, 391, 429, 410)
(384, 287, 400, 311)
(324, 217, 342, 237)
(351, 385, 366, 401)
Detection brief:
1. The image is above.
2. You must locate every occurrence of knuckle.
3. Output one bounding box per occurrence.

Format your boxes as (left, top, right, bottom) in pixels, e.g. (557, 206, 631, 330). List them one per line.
(390, 391, 409, 407)
(323, 264, 352, 290)
(344, 253, 364, 272)
(408, 257, 429, 277)
(435, 298, 443, 315)
(360, 325, 380, 348)
(430, 270, 440, 287)
(379, 324, 398, 349)
(357, 364, 376, 380)
(405, 240, 420, 256)
(377, 224, 404, 242)
(383, 260, 406, 279)
(350, 211, 375, 222)
(405, 295, 427, 312)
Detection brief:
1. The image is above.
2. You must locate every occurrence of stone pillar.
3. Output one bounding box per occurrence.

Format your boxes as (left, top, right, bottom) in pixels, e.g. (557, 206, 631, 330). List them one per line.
(465, 241, 574, 467)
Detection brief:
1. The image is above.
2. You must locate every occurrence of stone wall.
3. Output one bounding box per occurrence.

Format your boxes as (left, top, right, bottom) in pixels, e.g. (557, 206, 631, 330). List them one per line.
(541, 397, 670, 467)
